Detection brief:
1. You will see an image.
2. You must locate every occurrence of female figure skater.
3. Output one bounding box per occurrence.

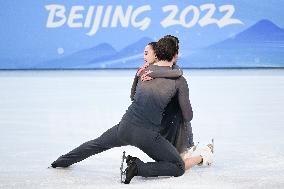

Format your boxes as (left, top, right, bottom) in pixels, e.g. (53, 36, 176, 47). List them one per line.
(51, 36, 213, 184)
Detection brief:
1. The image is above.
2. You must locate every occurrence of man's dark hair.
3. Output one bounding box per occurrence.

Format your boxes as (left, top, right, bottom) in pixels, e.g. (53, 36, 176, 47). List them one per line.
(163, 35, 179, 54)
(155, 37, 178, 62)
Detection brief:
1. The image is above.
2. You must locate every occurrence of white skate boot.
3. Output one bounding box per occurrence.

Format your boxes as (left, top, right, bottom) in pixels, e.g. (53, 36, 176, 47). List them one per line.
(180, 142, 199, 160)
(193, 139, 214, 166)
(188, 142, 199, 157)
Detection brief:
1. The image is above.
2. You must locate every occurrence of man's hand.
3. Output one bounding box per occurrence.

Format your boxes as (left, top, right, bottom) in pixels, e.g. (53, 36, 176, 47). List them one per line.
(141, 70, 153, 81)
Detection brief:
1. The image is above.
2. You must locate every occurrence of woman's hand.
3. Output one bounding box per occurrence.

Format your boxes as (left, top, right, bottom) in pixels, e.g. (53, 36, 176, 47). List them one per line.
(137, 63, 149, 76)
(141, 70, 153, 81)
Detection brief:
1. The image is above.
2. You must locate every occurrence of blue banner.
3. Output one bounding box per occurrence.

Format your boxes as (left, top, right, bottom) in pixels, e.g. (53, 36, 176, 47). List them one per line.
(1, 0, 284, 69)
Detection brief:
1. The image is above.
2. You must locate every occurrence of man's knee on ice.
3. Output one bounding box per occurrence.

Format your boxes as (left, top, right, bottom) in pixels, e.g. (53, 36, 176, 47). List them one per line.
(174, 161, 185, 177)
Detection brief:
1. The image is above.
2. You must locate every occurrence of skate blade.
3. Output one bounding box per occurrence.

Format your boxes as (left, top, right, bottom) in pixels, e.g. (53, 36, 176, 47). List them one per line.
(206, 138, 214, 153)
(192, 142, 199, 151)
(120, 151, 127, 183)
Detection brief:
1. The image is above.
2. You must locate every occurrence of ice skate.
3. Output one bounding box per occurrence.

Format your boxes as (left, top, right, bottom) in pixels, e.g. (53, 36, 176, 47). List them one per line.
(200, 138, 214, 166)
(181, 142, 199, 160)
(207, 138, 214, 154)
(192, 139, 214, 166)
(124, 160, 138, 184)
(120, 151, 138, 184)
(120, 151, 127, 183)
(126, 155, 137, 166)
(188, 142, 199, 157)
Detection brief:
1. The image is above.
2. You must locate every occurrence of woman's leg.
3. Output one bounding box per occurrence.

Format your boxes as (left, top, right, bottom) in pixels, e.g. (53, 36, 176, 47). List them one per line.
(51, 124, 126, 168)
(184, 156, 202, 170)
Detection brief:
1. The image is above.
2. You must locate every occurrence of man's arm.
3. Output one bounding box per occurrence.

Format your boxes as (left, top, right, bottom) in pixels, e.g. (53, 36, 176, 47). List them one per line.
(176, 76, 193, 123)
(148, 65, 183, 78)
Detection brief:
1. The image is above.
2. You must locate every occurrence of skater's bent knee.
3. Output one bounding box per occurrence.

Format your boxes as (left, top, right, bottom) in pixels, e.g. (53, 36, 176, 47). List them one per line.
(174, 167, 185, 177)
(174, 161, 185, 177)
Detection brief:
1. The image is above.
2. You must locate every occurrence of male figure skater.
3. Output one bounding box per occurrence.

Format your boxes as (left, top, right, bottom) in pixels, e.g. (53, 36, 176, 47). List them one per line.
(131, 36, 194, 157)
(51, 36, 213, 184)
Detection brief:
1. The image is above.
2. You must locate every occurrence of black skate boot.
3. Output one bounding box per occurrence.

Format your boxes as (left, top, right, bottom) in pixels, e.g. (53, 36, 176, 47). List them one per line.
(124, 161, 138, 184)
(120, 151, 139, 184)
(126, 155, 137, 166)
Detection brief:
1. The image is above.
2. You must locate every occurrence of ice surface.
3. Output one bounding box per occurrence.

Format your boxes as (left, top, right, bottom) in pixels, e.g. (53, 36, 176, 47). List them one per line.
(0, 69, 284, 189)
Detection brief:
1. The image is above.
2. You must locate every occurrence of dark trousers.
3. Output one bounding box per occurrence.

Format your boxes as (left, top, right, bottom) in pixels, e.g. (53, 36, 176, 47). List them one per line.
(52, 125, 125, 167)
(52, 121, 185, 177)
(117, 119, 185, 177)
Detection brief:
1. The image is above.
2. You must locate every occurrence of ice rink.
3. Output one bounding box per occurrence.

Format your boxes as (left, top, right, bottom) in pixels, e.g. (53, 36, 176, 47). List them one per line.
(0, 69, 284, 189)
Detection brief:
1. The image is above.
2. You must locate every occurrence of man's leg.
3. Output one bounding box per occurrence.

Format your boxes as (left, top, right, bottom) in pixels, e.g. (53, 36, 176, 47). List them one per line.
(52, 124, 126, 168)
(118, 124, 185, 177)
